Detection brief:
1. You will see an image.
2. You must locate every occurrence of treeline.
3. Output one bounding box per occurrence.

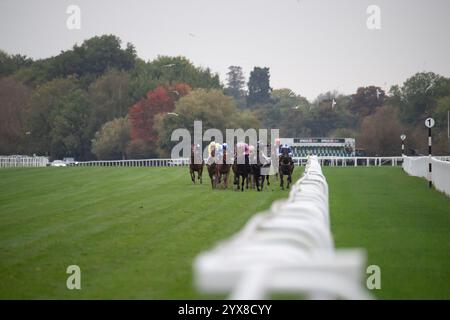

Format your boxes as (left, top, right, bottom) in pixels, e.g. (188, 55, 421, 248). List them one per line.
(0, 34, 449, 159)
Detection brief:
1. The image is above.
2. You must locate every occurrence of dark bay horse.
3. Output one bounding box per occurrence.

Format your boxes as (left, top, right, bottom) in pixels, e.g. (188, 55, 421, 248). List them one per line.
(234, 154, 251, 191)
(189, 144, 204, 184)
(215, 148, 232, 188)
(249, 145, 265, 192)
(279, 149, 294, 190)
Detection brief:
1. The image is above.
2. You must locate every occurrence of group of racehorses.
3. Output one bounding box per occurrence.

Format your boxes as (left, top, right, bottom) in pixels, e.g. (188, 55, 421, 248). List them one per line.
(189, 143, 295, 191)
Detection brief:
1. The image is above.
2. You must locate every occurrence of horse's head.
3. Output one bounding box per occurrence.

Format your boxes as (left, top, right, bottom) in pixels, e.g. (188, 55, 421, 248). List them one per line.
(280, 153, 291, 165)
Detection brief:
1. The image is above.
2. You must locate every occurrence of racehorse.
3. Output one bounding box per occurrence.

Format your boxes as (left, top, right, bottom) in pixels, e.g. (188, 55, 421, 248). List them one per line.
(189, 144, 204, 184)
(215, 147, 232, 188)
(206, 148, 217, 189)
(279, 148, 294, 190)
(250, 145, 264, 192)
(259, 144, 272, 189)
(233, 149, 251, 192)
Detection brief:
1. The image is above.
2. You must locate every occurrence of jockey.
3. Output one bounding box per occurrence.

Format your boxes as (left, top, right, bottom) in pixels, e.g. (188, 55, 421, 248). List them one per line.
(206, 138, 216, 165)
(280, 143, 293, 157)
(215, 142, 223, 159)
(236, 142, 249, 155)
(235, 142, 248, 164)
(257, 141, 271, 164)
(274, 138, 281, 157)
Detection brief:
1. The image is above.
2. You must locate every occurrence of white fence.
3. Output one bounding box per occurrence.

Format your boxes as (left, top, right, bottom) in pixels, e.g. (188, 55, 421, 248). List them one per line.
(194, 156, 371, 300)
(0, 155, 49, 168)
(73, 156, 404, 167)
(403, 155, 450, 197)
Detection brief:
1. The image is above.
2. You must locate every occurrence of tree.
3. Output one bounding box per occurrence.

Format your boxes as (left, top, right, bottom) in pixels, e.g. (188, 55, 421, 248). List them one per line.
(0, 50, 33, 77)
(389, 72, 450, 124)
(48, 88, 91, 159)
(0, 77, 31, 154)
(247, 67, 272, 107)
(303, 105, 347, 137)
(51, 35, 137, 78)
(14, 35, 137, 87)
(128, 83, 191, 156)
(349, 86, 385, 119)
(258, 88, 309, 130)
(358, 106, 405, 156)
(27, 77, 91, 159)
(225, 66, 246, 101)
(91, 117, 130, 160)
(154, 89, 260, 156)
(125, 139, 155, 159)
(87, 69, 132, 138)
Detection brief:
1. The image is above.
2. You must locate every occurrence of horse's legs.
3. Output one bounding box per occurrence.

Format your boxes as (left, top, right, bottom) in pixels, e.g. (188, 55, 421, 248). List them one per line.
(223, 172, 228, 189)
(214, 171, 219, 188)
(190, 168, 195, 184)
(280, 171, 284, 190)
(199, 167, 203, 184)
(260, 175, 265, 191)
(210, 168, 215, 189)
(266, 175, 270, 186)
(254, 172, 261, 191)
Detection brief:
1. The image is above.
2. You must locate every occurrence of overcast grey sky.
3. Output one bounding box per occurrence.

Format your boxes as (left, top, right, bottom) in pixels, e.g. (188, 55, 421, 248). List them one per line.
(1, 0, 449, 100)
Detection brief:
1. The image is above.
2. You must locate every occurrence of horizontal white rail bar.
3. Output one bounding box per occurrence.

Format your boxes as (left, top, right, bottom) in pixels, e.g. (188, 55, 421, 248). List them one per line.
(75, 158, 190, 167)
(74, 156, 407, 167)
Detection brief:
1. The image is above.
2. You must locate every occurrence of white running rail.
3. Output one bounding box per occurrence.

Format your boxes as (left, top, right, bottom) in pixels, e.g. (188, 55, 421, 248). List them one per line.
(0, 155, 49, 168)
(74, 156, 403, 167)
(403, 155, 450, 197)
(193, 156, 371, 300)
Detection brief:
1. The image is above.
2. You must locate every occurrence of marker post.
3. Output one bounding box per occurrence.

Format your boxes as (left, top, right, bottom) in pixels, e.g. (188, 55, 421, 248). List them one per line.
(425, 118, 435, 189)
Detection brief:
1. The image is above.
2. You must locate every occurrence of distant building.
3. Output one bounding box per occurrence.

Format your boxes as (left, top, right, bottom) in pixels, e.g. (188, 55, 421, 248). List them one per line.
(279, 138, 356, 157)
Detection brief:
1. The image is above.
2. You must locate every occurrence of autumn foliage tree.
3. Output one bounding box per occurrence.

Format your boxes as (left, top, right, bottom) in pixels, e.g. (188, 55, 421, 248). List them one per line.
(127, 83, 190, 157)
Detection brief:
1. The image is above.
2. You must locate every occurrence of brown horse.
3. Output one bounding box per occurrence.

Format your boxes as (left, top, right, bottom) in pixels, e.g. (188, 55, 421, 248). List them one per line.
(215, 148, 232, 189)
(206, 148, 217, 189)
(189, 144, 204, 184)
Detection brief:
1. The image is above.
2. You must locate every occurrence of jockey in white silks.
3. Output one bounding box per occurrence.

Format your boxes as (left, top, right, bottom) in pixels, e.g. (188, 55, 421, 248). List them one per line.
(257, 141, 271, 165)
(280, 143, 293, 157)
(235, 142, 249, 164)
(206, 141, 225, 164)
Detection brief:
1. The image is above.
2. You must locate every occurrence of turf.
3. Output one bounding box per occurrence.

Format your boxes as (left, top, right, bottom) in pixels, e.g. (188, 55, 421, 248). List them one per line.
(0, 166, 448, 299)
(325, 167, 450, 300)
(0, 167, 301, 299)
